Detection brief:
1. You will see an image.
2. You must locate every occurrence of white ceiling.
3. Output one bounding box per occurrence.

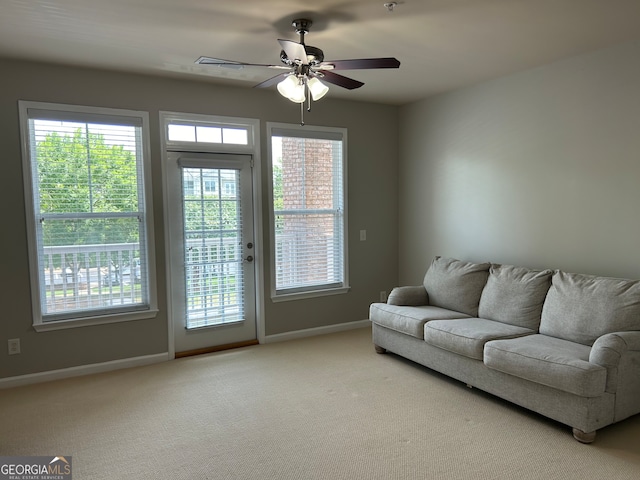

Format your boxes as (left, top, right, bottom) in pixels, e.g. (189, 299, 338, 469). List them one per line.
(2, 0, 640, 105)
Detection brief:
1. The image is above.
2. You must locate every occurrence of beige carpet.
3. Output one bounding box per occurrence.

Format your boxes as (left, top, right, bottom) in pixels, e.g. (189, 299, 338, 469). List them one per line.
(2, 327, 640, 479)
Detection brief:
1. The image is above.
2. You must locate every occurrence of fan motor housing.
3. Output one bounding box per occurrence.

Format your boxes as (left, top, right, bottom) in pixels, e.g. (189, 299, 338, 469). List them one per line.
(280, 45, 324, 66)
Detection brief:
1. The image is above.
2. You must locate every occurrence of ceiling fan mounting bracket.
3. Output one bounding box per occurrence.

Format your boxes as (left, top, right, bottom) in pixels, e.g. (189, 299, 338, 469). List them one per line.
(292, 19, 312, 36)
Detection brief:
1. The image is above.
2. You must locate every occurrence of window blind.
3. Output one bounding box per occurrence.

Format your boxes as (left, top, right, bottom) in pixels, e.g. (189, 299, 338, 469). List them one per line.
(26, 110, 150, 321)
(181, 166, 245, 328)
(272, 131, 346, 294)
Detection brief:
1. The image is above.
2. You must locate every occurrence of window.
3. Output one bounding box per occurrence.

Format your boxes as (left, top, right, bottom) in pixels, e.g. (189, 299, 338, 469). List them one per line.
(223, 181, 236, 196)
(203, 178, 218, 194)
(184, 180, 195, 196)
(167, 123, 248, 145)
(19, 102, 157, 330)
(268, 123, 349, 300)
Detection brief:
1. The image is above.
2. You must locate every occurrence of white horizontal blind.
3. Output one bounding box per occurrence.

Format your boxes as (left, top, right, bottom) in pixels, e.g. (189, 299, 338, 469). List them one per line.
(26, 109, 150, 321)
(272, 130, 345, 294)
(181, 166, 244, 328)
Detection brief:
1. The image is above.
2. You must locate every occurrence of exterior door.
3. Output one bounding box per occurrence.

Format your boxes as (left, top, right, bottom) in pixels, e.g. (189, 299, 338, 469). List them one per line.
(167, 152, 256, 353)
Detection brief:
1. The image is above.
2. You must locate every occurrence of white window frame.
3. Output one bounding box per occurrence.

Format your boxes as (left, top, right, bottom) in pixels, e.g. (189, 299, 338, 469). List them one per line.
(19, 101, 158, 331)
(164, 115, 255, 153)
(267, 122, 349, 302)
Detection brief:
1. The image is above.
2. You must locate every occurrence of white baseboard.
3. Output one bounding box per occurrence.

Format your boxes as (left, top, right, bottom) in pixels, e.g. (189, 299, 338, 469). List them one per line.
(262, 319, 371, 344)
(0, 352, 170, 389)
(1, 322, 372, 388)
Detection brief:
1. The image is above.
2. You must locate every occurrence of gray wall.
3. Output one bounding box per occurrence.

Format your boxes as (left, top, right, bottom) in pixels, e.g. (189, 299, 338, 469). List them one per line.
(398, 40, 640, 284)
(0, 59, 399, 378)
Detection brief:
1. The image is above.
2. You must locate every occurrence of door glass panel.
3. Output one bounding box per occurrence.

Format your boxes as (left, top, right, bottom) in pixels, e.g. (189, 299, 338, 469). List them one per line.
(182, 167, 244, 328)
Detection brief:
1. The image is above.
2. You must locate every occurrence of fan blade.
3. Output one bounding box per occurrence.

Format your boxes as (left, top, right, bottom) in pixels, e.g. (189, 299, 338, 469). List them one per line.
(196, 57, 245, 69)
(317, 71, 364, 90)
(278, 39, 309, 65)
(319, 57, 400, 70)
(254, 73, 289, 89)
(195, 57, 289, 70)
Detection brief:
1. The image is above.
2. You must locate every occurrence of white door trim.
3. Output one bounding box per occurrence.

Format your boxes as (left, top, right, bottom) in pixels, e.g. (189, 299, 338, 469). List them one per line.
(159, 112, 264, 359)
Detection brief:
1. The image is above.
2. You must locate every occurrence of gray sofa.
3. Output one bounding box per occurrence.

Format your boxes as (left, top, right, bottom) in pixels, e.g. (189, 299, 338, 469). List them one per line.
(370, 256, 640, 443)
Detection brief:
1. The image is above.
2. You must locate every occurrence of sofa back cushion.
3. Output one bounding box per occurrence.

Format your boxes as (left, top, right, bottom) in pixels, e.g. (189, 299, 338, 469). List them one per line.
(423, 256, 490, 317)
(478, 265, 553, 329)
(539, 271, 640, 346)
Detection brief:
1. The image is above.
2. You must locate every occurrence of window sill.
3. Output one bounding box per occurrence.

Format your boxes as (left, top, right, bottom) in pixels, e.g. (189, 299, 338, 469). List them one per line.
(271, 286, 350, 303)
(33, 309, 159, 332)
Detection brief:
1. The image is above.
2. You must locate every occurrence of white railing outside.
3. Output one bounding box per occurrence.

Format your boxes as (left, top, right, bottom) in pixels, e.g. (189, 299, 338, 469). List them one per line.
(41, 234, 331, 314)
(42, 242, 141, 313)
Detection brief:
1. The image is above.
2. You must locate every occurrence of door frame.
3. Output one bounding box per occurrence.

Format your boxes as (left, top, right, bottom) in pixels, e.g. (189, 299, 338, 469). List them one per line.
(159, 112, 264, 359)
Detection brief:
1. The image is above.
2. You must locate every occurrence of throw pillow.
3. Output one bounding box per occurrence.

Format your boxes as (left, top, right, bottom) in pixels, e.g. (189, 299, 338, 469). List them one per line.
(478, 264, 553, 329)
(539, 271, 640, 346)
(422, 256, 490, 317)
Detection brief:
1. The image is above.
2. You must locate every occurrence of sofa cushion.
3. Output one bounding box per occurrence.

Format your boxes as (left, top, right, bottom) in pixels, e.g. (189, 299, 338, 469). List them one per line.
(478, 264, 553, 330)
(539, 271, 640, 346)
(424, 318, 535, 360)
(422, 257, 491, 317)
(484, 334, 607, 397)
(370, 303, 469, 338)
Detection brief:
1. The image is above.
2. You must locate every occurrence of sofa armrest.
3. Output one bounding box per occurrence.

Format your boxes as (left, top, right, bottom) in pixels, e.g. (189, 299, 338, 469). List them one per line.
(612, 331, 640, 351)
(589, 331, 640, 393)
(387, 286, 429, 306)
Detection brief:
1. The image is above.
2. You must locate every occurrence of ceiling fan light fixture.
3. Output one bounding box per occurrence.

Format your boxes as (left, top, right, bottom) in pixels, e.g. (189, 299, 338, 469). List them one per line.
(198, 17, 399, 124)
(277, 75, 306, 103)
(308, 77, 329, 101)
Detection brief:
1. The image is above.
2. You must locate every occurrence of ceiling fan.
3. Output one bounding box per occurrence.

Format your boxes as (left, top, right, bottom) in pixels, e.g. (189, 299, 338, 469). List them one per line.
(196, 18, 400, 124)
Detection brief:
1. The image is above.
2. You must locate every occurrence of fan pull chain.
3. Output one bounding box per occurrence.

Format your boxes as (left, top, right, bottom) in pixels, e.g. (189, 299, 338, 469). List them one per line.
(299, 80, 312, 126)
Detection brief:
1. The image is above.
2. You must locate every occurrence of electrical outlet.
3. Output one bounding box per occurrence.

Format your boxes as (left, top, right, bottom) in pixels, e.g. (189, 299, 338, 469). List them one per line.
(359, 229, 367, 241)
(8, 338, 21, 355)
(380, 291, 387, 302)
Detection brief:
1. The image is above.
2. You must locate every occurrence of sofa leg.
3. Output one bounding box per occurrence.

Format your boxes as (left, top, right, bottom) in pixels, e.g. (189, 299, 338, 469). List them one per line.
(572, 428, 596, 444)
(374, 344, 387, 354)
